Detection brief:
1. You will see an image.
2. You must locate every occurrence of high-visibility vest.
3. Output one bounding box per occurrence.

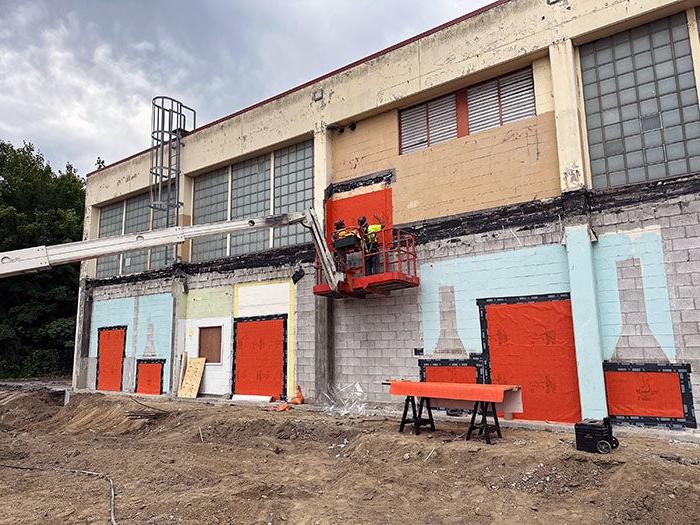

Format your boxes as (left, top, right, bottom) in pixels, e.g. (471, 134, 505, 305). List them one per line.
(366, 224, 382, 251)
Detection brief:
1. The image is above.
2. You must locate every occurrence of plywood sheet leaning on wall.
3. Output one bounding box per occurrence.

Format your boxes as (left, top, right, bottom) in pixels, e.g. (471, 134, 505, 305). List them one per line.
(178, 357, 206, 399)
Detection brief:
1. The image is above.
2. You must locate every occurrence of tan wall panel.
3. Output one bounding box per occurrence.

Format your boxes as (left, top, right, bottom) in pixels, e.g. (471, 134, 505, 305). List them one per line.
(332, 111, 560, 224)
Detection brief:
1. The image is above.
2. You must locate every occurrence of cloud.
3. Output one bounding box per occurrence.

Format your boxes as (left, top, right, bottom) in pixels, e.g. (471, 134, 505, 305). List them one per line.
(0, 0, 492, 176)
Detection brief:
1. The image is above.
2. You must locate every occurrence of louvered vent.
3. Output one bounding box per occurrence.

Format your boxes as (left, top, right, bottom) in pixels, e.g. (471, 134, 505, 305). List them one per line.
(467, 80, 500, 133)
(468, 68, 535, 133)
(399, 105, 428, 153)
(427, 95, 457, 144)
(500, 69, 536, 123)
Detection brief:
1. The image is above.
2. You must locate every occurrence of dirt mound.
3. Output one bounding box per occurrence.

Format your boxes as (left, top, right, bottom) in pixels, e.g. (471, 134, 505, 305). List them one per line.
(482, 454, 623, 495)
(0, 388, 64, 430)
(197, 414, 362, 446)
(36, 393, 148, 435)
(1, 394, 699, 524)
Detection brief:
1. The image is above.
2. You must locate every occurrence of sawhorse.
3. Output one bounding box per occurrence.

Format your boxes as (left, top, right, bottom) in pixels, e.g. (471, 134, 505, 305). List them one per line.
(466, 400, 502, 444)
(398, 396, 435, 435)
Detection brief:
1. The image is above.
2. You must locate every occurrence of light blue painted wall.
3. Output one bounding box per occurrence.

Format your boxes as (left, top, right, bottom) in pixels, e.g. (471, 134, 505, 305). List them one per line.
(592, 228, 675, 360)
(419, 227, 675, 421)
(89, 297, 135, 358)
(565, 225, 607, 418)
(89, 293, 173, 391)
(420, 244, 571, 354)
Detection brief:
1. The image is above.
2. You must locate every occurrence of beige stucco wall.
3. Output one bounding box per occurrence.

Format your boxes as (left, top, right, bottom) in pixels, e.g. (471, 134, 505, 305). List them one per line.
(331, 109, 559, 224)
(81, 0, 698, 275)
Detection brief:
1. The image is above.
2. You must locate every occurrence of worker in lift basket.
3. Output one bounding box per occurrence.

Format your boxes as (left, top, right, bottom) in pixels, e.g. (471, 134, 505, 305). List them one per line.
(332, 219, 361, 270)
(358, 216, 383, 275)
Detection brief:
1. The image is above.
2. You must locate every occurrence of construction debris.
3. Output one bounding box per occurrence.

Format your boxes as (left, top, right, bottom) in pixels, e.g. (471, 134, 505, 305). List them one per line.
(320, 383, 368, 416)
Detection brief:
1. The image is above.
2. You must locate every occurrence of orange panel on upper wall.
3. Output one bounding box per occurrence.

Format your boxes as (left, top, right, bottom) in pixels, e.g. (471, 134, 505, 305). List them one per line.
(325, 187, 393, 244)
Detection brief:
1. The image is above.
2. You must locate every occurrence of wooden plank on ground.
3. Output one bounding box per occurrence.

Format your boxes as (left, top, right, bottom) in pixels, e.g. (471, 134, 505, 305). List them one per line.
(178, 357, 205, 399)
(178, 352, 188, 392)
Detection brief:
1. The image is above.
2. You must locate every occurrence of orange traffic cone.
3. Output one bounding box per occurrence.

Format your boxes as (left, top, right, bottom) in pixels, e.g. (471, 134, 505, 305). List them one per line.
(290, 385, 304, 405)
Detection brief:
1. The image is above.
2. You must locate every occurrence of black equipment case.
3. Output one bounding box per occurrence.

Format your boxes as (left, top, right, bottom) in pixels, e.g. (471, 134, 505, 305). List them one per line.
(574, 417, 620, 454)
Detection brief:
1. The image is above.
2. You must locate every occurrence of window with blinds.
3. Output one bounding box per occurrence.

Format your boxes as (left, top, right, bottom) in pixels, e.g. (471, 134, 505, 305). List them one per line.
(399, 94, 457, 153)
(467, 68, 536, 133)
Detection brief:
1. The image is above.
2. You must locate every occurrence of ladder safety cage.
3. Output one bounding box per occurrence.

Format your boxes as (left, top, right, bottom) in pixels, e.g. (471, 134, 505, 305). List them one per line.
(149, 96, 196, 217)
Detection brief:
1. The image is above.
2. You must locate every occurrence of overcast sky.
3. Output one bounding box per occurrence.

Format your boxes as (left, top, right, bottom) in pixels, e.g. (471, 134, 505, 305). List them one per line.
(0, 0, 493, 176)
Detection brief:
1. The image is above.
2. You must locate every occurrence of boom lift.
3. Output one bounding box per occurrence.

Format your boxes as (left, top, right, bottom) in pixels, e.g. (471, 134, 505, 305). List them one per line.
(0, 96, 419, 297)
(0, 209, 345, 290)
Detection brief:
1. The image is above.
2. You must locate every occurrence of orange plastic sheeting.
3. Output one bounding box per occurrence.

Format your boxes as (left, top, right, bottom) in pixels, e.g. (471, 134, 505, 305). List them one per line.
(486, 300, 582, 423)
(605, 371, 684, 418)
(325, 188, 393, 244)
(425, 365, 477, 384)
(234, 319, 285, 400)
(97, 328, 126, 392)
(389, 381, 518, 403)
(136, 362, 163, 395)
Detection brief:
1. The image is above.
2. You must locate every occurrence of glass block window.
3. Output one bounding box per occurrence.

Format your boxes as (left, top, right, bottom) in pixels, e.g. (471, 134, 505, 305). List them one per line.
(122, 193, 150, 275)
(191, 168, 229, 262)
(399, 95, 457, 153)
(230, 155, 270, 255)
(273, 140, 314, 247)
(467, 68, 536, 133)
(581, 12, 700, 188)
(95, 201, 123, 278)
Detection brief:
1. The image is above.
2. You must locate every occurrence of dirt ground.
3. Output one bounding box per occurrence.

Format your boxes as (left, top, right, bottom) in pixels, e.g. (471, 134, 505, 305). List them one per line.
(0, 389, 698, 524)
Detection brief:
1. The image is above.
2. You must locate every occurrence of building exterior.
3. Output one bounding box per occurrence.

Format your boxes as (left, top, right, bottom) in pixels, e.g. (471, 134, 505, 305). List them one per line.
(74, 0, 700, 428)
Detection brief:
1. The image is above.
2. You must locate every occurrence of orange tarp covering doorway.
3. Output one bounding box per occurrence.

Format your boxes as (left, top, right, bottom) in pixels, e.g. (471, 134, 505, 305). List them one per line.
(604, 370, 684, 418)
(234, 317, 286, 400)
(485, 299, 582, 423)
(135, 361, 164, 395)
(97, 327, 126, 392)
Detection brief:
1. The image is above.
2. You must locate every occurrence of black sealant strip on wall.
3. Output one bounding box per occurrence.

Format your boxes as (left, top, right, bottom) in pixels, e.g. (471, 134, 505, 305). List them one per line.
(602, 360, 696, 429)
(86, 243, 315, 288)
(85, 172, 700, 288)
(324, 169, 395, 200)
(400, 172, 700, 244)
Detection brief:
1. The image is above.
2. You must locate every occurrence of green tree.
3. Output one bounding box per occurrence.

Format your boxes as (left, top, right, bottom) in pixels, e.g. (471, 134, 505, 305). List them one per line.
(0, 141, 85, 378)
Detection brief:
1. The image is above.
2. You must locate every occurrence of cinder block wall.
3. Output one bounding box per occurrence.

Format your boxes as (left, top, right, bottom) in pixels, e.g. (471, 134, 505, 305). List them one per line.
(590, 191, 700, 404)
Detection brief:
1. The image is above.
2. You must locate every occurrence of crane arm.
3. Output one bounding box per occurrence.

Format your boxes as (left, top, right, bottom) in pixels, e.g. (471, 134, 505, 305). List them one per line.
(0, 208, 344, 290)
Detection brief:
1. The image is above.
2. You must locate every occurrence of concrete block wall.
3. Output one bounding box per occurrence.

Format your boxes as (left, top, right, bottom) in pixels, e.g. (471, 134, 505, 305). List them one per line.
(79, 261, 315, 399)
(333, 287, 421, 401)
(294, 263, 318, 401)
(331, 222, 565, 405)
(590, 191, 700, 404)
